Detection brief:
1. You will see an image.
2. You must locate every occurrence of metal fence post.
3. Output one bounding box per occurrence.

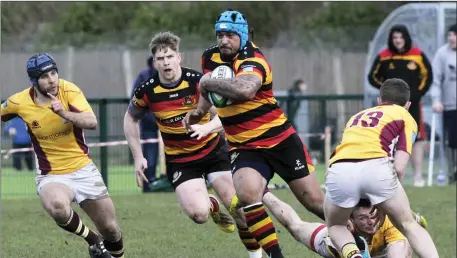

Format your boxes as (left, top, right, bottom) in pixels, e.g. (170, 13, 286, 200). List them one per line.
(319, 99, 327, 133)
(320, 99, 328, 163)
(99, 99, 108, 187)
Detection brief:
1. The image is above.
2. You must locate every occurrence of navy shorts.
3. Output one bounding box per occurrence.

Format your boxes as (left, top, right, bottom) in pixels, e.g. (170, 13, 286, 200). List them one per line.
(229, 133, 314, 183)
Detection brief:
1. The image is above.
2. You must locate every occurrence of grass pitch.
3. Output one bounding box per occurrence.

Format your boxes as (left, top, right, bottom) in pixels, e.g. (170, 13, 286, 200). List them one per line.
(1, 165, 456, 257)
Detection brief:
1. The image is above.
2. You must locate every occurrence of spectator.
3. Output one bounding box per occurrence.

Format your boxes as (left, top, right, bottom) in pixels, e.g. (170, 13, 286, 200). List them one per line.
(131, 55, 161, 192)
(3, 116, 34, 171)
(286, 79, 308, 129)
(431, 23, 457, 184)
(367, 24, 433, 187)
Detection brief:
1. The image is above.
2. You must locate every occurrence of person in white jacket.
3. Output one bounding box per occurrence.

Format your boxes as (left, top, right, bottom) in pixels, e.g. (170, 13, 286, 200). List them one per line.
(431, 23, 457, 184)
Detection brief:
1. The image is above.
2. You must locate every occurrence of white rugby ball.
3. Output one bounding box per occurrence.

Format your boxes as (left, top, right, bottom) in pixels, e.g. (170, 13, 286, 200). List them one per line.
(210, 65, 235, 80)
(208, 65, 234, 108)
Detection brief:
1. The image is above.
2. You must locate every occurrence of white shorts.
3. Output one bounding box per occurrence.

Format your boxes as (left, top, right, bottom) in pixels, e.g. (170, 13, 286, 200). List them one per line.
(310, 224, 339, 258)
(35, 162, 109, 204)
(325, 157, 398, 208)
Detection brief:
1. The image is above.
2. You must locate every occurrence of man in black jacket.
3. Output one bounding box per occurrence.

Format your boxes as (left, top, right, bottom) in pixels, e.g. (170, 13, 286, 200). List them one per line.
(368, 24, 433, 187)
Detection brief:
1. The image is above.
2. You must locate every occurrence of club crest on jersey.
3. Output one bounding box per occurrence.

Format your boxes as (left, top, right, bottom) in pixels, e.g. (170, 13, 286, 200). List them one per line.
(31, 120, 41, 129)
(407, 61, 417, 70)
(182, 96, 196, 107)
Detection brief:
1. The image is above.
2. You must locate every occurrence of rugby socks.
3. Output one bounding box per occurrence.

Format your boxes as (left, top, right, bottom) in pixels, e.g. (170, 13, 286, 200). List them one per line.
(209, 196, 219, 213)
(237, 224, 262, 252)
(243, 202, 283, 257)
(341, 243, 362, 258)
(228, 194, 263, 254)
(56, 209, 100, 245)
(104, 233, 125, 258)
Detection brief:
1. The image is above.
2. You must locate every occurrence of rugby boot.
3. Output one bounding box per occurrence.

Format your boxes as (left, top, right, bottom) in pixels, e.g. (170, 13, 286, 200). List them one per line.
(88, 240, 111, 258)
(209, 194, 236, 233)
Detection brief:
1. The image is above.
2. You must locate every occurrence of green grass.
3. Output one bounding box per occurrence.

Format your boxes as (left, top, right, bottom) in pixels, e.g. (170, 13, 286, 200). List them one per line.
(0, 165, 326, 199)
(1, 164, 456, 257)
(1, 165, 151, 199)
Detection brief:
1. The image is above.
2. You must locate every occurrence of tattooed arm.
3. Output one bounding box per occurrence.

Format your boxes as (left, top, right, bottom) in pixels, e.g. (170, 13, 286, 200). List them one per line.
(200, 74, 262, 101)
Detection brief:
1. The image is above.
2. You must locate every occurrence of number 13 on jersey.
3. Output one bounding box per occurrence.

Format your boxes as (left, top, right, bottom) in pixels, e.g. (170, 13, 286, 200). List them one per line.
(349, 111, 384, 128)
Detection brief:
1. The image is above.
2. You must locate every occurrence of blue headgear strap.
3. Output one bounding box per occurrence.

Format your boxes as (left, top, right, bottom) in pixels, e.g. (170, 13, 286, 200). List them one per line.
(26, 53, 58, 85)
(215, 10, 249, 50)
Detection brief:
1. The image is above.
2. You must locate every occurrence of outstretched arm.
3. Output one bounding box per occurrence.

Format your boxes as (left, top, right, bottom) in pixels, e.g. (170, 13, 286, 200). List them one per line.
(262, 191, 320, 248)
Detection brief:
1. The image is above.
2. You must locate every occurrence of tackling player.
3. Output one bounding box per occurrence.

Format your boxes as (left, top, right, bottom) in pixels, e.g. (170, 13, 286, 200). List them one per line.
(183, 9, 325, 258)
(323, 78, 438, 258)
(264, 195, 413, 258)
(124, 31, 267, 258)
(1, 53, 124, 258)
(191, 109, 427, 258)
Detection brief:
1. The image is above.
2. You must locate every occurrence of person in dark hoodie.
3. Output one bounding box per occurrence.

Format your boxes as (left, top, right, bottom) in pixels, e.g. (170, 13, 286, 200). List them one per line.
(131, 56, 161, 192)
(367, 24, 433, 187)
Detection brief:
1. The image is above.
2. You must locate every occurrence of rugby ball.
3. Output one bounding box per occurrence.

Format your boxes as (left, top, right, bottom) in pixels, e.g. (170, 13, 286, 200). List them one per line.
(208, 65, 234, 108)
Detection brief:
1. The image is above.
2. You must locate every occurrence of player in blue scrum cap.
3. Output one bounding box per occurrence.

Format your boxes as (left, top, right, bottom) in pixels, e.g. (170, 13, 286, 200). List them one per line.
(185, 9, 328, 258)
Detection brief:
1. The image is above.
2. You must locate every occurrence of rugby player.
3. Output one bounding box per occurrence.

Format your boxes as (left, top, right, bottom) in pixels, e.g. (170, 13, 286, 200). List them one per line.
(1, 53, 124, 258)
(183, 9, 325, 258)
(191, 113, 428, 258)
(123, 31, 269, 258)
(323, 78, 438, 258)
(265, 195, 413, 258)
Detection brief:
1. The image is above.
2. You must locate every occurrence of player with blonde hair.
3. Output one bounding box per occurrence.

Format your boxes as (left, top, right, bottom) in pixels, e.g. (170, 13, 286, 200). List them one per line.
(124, 31, 269, 258)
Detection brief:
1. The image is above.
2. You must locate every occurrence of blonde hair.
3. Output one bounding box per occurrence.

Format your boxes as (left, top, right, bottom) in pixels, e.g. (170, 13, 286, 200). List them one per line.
(149, 31, 181, 57)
